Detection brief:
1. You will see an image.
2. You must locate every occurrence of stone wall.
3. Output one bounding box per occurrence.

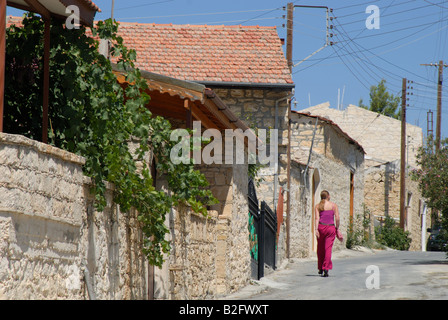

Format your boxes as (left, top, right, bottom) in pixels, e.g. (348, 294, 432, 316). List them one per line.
(0, 128, 251, 300)
(0, 133, 86, 299)
(0, 133, 148, 299)
(365, 161, 430, 251)
(210, 87, 292, 210)
(210, 86, 292, 266)
(153, 161, 250, 300)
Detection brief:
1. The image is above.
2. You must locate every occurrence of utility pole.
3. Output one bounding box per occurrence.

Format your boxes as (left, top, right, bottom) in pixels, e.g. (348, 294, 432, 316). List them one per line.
(286, 2, 293, 72)
(400, 78, 407, 230)
(420, 60, 448, 150)
(111, 0, 115, 20)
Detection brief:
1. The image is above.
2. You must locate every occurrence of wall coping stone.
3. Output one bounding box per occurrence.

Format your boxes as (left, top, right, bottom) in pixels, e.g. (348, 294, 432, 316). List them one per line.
(0, 132, 85, 166)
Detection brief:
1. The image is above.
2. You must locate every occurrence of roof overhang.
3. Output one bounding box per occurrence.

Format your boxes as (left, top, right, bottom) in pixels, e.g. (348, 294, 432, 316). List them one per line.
(292, 110, 366, 154)
(7, 0, 100, 26)
(112, 64, 261, 154)
(195, 80, 295, 90)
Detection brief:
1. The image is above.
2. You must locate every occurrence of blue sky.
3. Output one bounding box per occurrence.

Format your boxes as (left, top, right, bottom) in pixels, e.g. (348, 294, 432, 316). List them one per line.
(8, 0, 448, 139)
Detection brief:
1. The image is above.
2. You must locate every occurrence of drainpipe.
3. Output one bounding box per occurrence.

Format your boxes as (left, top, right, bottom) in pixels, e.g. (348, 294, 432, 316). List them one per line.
(274, 90, 294, 259)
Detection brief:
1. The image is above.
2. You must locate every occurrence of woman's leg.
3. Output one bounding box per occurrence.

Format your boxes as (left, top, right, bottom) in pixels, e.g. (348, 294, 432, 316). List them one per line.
(317, 225, 326, 271)
(322, 226, 336, 271)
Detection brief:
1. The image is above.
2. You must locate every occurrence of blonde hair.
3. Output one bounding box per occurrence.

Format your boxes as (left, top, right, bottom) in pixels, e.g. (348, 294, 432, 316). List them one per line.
(317, 190, 329, 212)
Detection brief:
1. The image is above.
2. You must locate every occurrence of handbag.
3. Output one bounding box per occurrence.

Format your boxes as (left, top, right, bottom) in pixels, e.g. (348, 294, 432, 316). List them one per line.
(336, 228, 344, 242)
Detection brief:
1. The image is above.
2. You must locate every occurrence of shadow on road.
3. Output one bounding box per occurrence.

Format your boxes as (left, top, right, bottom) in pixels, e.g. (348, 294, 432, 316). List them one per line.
(402, 258, 448, 266)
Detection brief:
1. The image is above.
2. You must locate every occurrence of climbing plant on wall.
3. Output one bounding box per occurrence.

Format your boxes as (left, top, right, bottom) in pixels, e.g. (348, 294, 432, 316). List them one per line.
(5, 14, 217, 267)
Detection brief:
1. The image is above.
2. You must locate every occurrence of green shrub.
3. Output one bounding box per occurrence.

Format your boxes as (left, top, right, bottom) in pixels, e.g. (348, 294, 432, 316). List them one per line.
(346, 205, 373, 249)
(375, 216, 411, 250)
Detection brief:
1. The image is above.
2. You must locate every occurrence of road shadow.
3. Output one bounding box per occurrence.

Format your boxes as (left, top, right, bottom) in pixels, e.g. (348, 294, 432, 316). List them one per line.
(403, 259, 448, 266)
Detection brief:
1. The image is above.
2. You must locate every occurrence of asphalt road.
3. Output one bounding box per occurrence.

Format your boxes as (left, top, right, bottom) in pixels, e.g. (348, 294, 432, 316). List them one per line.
(224, 248, 448, 300)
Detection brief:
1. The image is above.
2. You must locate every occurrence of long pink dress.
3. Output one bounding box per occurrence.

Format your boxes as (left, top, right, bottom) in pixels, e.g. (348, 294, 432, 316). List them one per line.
(317, 209, 336, 271)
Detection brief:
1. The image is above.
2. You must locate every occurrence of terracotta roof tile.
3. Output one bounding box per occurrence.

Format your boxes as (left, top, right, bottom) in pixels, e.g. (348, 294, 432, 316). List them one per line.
(116, 22, 293, 85)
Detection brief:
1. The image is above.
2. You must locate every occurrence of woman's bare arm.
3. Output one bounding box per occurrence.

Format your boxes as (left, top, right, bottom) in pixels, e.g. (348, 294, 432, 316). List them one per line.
(334, 203, 340, 229)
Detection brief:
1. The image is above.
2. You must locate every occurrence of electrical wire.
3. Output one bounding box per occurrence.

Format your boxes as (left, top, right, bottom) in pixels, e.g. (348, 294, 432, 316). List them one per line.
(118, 7, 282, 21)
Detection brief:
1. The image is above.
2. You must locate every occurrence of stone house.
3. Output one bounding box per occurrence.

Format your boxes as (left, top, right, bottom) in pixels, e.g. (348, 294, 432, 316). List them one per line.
(301, 102, 429, 250)
(116, 22, 295, 264)
(288, 111, 365, 258)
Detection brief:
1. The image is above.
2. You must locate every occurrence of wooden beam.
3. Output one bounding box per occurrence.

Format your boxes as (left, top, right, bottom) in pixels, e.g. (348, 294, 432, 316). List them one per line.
(185, 99, 192, 130)
(203, 98, 237, 131)
(24, 0, 51, 20)
(0, 0, 5, 132)
(186, 101, 220, 131)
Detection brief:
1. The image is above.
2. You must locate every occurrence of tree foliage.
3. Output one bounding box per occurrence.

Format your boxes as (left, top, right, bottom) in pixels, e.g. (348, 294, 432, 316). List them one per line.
(359, 79, 401, 119)
(5, 13, 217, 267)
(410, 136, 448, 212)
(411, 136, 448, 255)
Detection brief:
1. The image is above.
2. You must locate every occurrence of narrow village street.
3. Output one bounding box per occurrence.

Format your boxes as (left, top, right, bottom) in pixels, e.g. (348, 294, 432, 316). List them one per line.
(224, 248, 448, 300)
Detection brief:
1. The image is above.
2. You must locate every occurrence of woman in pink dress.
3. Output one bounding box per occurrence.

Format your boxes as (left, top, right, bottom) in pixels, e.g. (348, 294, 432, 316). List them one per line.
(314, 190, 340, 277)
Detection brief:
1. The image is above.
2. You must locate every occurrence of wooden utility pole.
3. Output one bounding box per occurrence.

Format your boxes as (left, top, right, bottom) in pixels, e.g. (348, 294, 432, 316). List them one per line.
(286, 2, 293, 72)
(420, 60, 448, 150)
(400, 78, 407, 230)
(111, 0, 115, 20)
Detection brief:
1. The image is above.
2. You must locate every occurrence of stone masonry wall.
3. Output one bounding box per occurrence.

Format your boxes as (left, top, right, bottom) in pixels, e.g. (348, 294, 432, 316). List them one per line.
(210, 87, 292, 265)
(365, 161, 430, 251)
(154, 162, 249, 300)
(0, 131, 251, 300)
(211, 87, 292, 210)
(0, 133, 86, 299)
(0, 133, 148, 299)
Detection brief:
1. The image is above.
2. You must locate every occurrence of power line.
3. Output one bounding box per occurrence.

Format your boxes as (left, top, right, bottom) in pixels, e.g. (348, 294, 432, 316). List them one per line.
(336, 1, 446, 27)
(424, 0, 448, 9)
(119, 7, 282, 21)
(103, 0, 175, 14)
(336, 0, 418, 19)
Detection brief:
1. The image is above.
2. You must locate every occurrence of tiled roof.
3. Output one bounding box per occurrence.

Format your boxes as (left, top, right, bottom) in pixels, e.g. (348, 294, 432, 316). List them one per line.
(116, 22, 293, 85)
(80, 0, 101, 12)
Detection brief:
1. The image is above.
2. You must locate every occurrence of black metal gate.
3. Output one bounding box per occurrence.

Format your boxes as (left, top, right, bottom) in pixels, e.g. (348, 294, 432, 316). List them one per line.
(248, 179, 277, 280)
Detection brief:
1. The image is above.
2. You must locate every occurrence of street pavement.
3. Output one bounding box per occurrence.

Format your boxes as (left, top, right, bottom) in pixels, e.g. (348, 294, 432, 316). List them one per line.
(223, 247, 448, 300)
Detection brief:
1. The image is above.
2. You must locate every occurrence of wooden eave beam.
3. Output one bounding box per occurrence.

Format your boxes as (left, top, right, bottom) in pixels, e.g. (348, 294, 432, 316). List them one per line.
(203, 98, 237, 131)
(23, 0, 51, 20)
(184, 99, 220, 131)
